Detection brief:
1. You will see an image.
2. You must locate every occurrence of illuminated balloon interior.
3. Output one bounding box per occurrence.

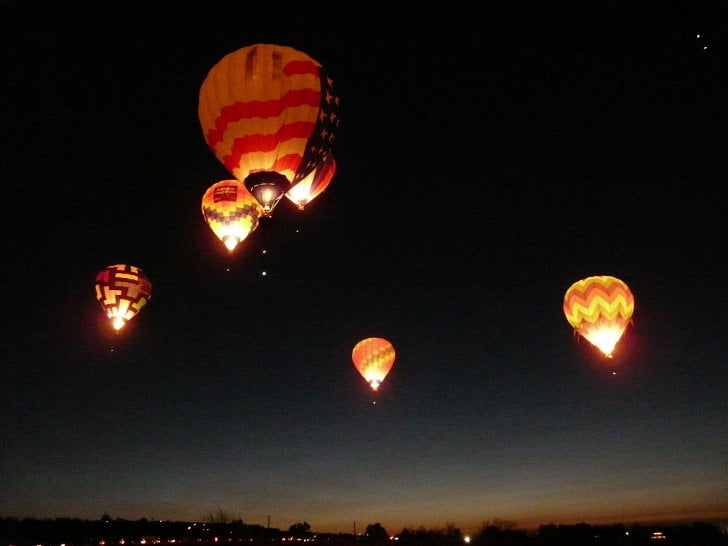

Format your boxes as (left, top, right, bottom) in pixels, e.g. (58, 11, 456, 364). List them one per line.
(201, 180, 261, 252)
(285, 182, 313, 211)
(94, 264, 152, 332)
(563, 275, 634, 359)
(244, 171, 290, 217)
(352, 337, 396, 393)
(223, 236, 240, 252)
(251, 183, 283, 216)
(285, 153, 336, 211)
(577, 322, 628, 359)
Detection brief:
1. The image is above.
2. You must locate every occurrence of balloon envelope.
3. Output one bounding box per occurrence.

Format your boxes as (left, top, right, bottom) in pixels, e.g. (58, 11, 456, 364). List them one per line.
(285, 152, 336, 211)
(563, 275, 634, 358)
(198, 43, 340, 216)
(95, 264, 152, 331)
(201, 180, 262, 252)
(352, 337, 396, 392)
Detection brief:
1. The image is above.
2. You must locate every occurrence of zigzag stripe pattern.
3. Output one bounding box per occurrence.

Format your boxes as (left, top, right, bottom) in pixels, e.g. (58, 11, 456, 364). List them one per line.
(563, 275, 634, 357)
(563, 275, 634, 329)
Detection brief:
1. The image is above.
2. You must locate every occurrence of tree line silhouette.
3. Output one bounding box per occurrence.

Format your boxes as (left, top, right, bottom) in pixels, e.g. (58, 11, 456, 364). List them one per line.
(1, 515, 726, 546)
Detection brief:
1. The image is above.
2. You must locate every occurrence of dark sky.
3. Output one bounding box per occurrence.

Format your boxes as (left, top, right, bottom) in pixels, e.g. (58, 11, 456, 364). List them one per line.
(2, 1, 727, 535)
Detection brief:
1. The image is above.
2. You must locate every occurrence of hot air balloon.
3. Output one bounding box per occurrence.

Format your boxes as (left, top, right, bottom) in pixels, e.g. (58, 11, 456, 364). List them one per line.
(198, 43, 340, 217)
(352, 337, 396, 392)
(285, 151, 336, 211)
(563, 275, 634, 358)
(202, 179, 262, 252)
(95, 264, 152, 331)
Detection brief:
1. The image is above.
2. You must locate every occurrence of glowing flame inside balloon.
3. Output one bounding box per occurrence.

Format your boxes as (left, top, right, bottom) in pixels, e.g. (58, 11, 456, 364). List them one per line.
(563, 275, 634, 359)
(94, 264, 152, 333)
(252, 184, 281, 216)
(286, 183, 314, 211)
(285, 153, 336, 211)
(243, 172, 291, 217)
(223, 236, 240, 252)
(352, 337, 396, 393)
(578, 323, 627, 359)
(201, 180, 262, 252)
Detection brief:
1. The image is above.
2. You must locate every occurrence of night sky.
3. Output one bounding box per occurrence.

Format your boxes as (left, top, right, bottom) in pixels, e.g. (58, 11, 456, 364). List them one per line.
(2, 1, 727, 535)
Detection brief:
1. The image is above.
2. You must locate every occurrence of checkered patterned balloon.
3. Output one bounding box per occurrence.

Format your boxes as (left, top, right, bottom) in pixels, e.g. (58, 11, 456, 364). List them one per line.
(95, 264, 152, 331)
(201, 180, 262, 252)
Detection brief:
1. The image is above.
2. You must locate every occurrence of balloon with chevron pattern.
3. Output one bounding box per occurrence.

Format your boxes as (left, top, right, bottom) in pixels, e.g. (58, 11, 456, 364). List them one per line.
(563, 275, 634, 358)
(352, 337, 396, 393)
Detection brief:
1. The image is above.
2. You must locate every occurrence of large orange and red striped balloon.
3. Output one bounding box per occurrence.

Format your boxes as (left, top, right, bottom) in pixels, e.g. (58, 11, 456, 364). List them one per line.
(201, 180, 262, 252)
(352, 337, 396, 392)
(95, 264, 152, 331)
(198, 43, 340, 217)
(563, 275, 634, 358)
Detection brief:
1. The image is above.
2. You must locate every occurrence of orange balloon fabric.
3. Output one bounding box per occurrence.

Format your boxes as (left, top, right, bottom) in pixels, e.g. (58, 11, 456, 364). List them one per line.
(94, 264, 152, 331)
(563, 275, 634, 358)
(352, 337, 396, 392)
(198, 43, 340, 216)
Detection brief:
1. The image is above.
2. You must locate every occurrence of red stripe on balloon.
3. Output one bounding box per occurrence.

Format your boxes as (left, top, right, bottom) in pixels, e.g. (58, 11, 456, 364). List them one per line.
(222, 121, 315, 171)
(282, 60, 320, 77)
(206, 88, 321, 147)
